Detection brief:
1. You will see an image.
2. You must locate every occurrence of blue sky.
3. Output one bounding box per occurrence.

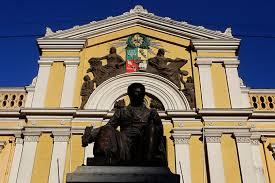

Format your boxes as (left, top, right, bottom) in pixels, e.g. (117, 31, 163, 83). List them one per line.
(0, 0, 275, 88)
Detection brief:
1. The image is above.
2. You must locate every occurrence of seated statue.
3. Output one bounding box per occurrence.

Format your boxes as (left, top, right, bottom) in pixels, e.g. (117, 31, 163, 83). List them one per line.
(82, 83, 167, 166)
(147, 48, 188, 89)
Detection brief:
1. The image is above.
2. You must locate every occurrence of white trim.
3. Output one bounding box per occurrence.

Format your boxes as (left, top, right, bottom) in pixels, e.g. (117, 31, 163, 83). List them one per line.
(85, 72, 190, 110)
(60, 59, 80, 107)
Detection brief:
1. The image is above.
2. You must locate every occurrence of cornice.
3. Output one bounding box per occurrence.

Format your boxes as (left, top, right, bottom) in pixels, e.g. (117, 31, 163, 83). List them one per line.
(198, 108, 253, 122)
(37, 5, 238, 46)
(249, 89, 275, 94)
(192, 39, 240, 50)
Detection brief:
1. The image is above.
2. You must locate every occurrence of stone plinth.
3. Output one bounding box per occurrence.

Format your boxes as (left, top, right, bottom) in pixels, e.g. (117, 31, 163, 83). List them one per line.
(66, 166, 180, 183)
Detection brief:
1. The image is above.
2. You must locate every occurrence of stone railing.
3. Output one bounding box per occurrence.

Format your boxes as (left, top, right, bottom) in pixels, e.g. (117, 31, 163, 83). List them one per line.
(0, 87, 26, 109)
(249, 89, 275, 111)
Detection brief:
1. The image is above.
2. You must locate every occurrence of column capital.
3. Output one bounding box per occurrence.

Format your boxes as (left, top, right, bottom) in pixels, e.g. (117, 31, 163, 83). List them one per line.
(15, 137, 24, 144)
(64, 60, 80, 66)
(235, 136, 251, 143)
(23, 132, 40, 142)
(52, 131, 70, 142)
(0, 141, 6, 152)
(196, 60, 212, 67)
(205, 136, 221, 143)
(174, 137, 190, 144)
(38, 60, 53, 66)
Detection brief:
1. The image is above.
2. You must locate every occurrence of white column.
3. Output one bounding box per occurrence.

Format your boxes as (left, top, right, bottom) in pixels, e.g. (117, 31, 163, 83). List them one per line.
(84, 142, 94, 165)
(17, 134, 40, 183)
(60, 59, 80, 107)
(196, 60, 215, 108)
(205, 135, 225, 183)
(174, 137, 192, 183)
(241, 86, 251, 108)
(32, 59, 53, 107)
(224, 60, 242, 108)
(48, 132, 69, 183)
(8, 137, 24, 183)
(235, 135, 257, 183)
(25, 85, 35, 108)
(251, 138, 267, 183)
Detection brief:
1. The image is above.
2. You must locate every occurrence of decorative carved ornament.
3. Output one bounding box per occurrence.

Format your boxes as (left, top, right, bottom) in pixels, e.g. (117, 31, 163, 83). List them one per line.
(24, 135, 39, 142)
(235, 137, 251, 143)
(250, 139, 260, 145)
(205, 136, 221, 143)
(15, 138, 24, 144)
(53, 135, 70, 142)
(174, 138, 189, 144)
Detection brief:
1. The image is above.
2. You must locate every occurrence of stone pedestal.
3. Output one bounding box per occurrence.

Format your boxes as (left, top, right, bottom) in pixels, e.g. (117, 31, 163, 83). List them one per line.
(66, 166, 180, 183)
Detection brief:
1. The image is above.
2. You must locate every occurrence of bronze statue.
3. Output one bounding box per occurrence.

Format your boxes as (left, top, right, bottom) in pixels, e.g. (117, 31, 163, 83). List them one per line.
(82, 83, 167, 166)
(87, 47, 126, 86)
(147, 48, 188, 89)
(80, 75, 94, 109)
(182, 76, 195, 108)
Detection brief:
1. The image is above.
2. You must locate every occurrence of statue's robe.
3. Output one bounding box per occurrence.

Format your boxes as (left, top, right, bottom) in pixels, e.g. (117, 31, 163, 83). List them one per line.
(90, 105, 167, 166)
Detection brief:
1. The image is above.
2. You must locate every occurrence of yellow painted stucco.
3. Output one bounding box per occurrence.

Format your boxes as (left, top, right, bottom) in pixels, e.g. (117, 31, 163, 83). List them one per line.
(0, 136, 15, 183)
(44, 62, 66, 107)
(72, 26, 194, 108)
(263, 137, 275, 182)
(42, 52, 79, 57)
(197, 52, 236, 57)
(189, 135, 206, 183)
(163, 123, 175, 173)
(71, 135, 85, 172)
(221, 134, 242, 183)
(259, 141, 270, 183)
(31, 133, 53, 183)
(211, 63, 231, 108)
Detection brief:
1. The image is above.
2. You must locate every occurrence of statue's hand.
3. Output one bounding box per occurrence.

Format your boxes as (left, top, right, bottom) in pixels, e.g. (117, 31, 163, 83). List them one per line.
(82, 126, 94, 147)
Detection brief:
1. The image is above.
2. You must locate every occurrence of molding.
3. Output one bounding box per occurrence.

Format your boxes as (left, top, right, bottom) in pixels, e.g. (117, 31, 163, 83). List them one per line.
(192, 39, 240, 50)
(0, 87, 26, 92)
(23, 135, 40, 142)
(85, 72, 190, 110)
(40, 56, 80, 62)
(205, 136, 221, 143)
(37, 6, 238, 42)
(195, 60, 212, 66)
(15, 137, 24, 144)
(198, 108, 253, 122)
(174, 138, 189, 144)
(249, 89, 275, 94)
(64, 60, 80, 66)
(235, 137, 251, 143)
(38, 59, 53, 66)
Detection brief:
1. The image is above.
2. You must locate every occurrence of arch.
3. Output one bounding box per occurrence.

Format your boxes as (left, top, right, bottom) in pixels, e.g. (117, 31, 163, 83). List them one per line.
(85, 72, 190, 110)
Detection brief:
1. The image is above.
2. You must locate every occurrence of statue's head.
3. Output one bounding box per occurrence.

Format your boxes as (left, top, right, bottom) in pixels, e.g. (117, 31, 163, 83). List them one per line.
(157, 48, 165, 57)
(109, 47, 117, 54)
(83, 75, 91, 81)
(127, 83, 145, 106)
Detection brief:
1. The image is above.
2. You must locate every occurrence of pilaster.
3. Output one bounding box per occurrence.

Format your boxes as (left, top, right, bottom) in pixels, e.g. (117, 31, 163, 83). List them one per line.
(196, 59, 215, 108)
(48, 131, 70, 183)
(32, 58, 53, 107)
(205, 133, 225, 183)
(173, 135, 192, 183)
(60, 58, 80, 107)
(234, 132, 257, 183)
(17, 133, 40, 183)
(8, 136, 24, 183)
(223, 59, 243, 108)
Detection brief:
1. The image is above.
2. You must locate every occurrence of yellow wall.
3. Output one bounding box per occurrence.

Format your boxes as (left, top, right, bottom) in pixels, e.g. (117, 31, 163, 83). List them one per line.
(221, 134, 242, 183)
(31, 133, 53, 183)
(44, 62, 65, 107)
(163, 123, 175, 172)
(71, 135, 84, 172)
(263, 137, 275, 182)
(0, 136, 15, 183)
(72, 25, 193, 108)
(189, 135, 206, 183)
(211, 63, 231, 108)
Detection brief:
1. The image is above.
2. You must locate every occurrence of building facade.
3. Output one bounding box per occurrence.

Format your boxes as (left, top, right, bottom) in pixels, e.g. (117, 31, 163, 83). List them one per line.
(0, 5, 275, 183)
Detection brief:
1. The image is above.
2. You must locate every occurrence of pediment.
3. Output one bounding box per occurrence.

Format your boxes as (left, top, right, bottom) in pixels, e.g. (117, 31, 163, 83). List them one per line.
(38, 5, 238, 42)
